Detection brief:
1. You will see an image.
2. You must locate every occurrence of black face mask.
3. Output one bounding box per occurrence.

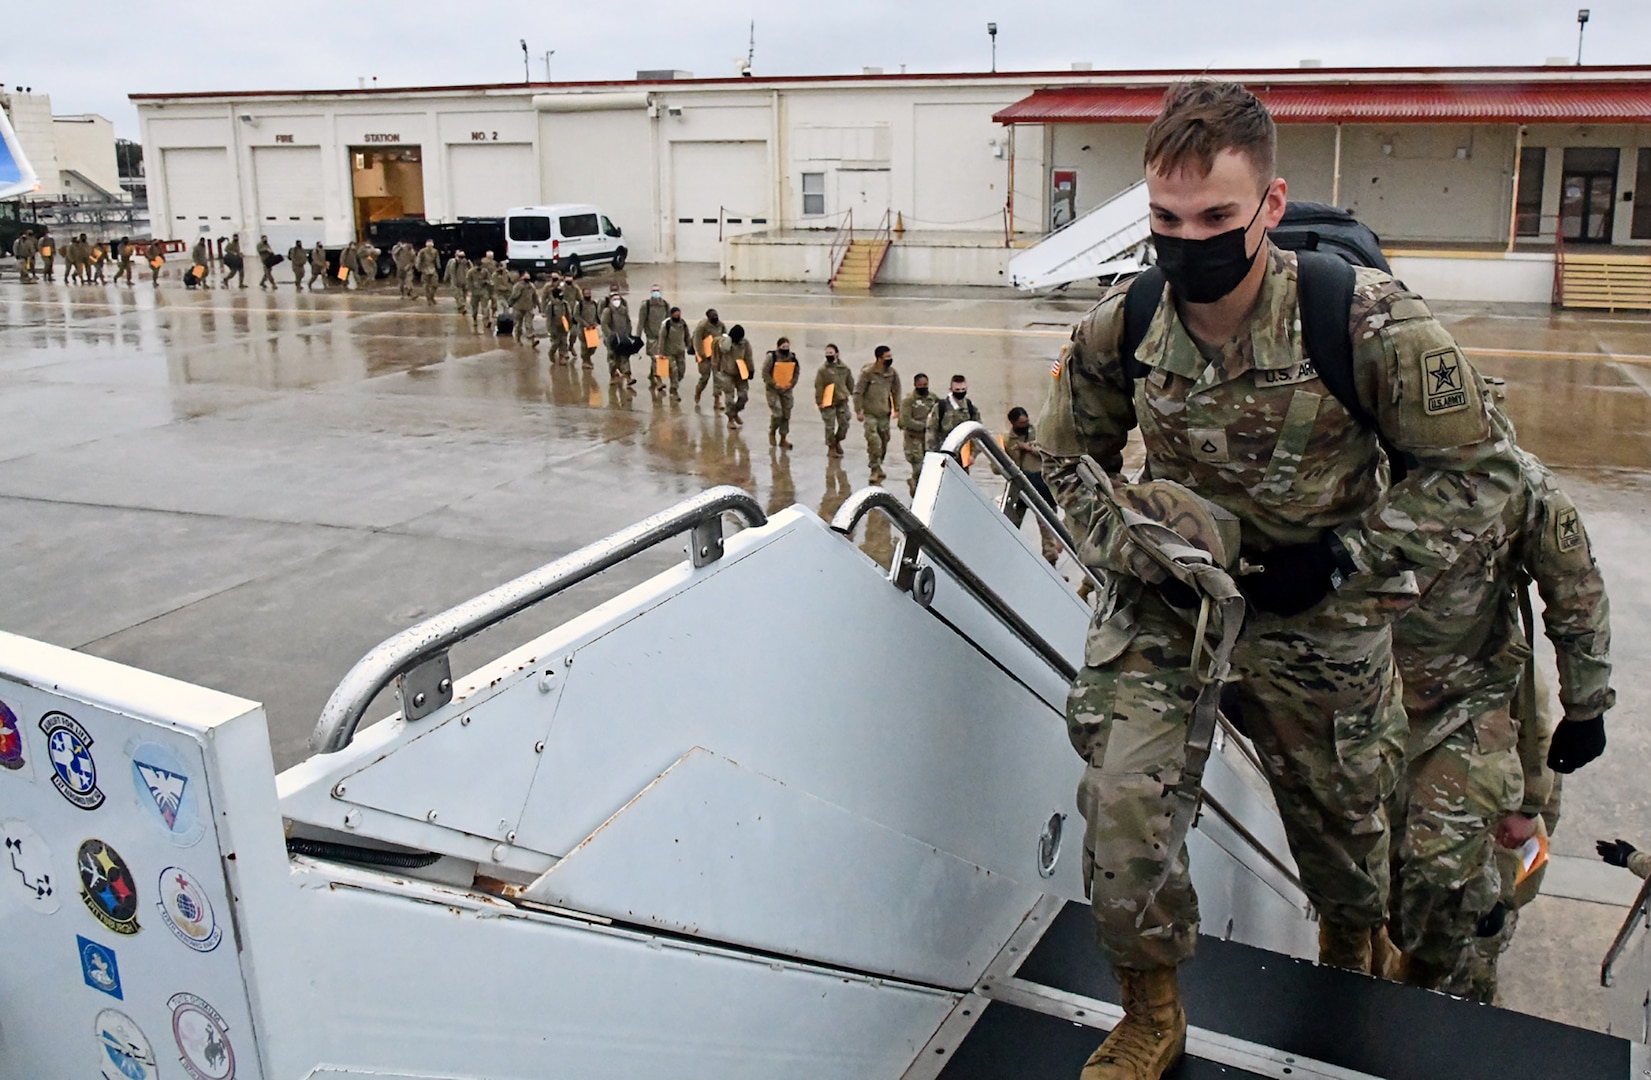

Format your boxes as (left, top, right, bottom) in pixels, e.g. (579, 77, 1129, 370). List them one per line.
(915, 386, 930, 397)
(1150, 194, 1268, 305)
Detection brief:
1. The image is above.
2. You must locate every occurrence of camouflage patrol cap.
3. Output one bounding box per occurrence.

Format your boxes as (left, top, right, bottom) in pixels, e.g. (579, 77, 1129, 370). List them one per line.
(1116, 479, 1242, 570)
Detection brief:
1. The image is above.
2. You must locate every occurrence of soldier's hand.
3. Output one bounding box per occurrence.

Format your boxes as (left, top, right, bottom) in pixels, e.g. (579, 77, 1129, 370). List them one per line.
(1547, 714, 1606, 773)
(1598, 839, 1638, 867)
(1237, 536, 1340, 617)
(1495, 813, 1538, 849)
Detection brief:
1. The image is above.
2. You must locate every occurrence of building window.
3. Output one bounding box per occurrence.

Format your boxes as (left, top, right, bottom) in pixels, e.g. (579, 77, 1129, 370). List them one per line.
(1634, 148, 1651, 240)
(801, 172, 825, 216)
(1515, 147, 1545, 236)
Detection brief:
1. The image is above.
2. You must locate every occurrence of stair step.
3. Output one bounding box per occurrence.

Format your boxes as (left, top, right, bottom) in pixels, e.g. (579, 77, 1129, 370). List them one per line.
(1560, 254, 1651, 311)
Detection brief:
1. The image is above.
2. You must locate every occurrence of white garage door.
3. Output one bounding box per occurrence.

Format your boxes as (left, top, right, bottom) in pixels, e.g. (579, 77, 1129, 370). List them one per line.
(162, 147, 235, 238)
(672, 141, 770, 263)
(253, 145, 325, 251)
(448, 143, 536, 218)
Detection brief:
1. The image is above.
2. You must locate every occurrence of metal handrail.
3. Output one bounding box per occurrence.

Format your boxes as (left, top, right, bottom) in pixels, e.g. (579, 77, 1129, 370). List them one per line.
(938, 420, 1105, 595)
(311, 486, 768, 754)
(829, 487, 1076, 683)
(936, 423, 1304, 896)
(1602, 872, 1651, 987)
(827, 208, 854, 286)
(866, 208, 894, 284)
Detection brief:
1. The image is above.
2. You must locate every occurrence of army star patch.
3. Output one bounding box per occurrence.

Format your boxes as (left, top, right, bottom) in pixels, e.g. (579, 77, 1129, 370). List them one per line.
(1555, 508, 1583, 553)
(1422, 348, 1469, 415)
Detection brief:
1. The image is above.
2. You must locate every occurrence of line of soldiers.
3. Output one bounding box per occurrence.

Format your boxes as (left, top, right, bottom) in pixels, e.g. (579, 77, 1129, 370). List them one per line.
(1036, 81, 1614, 1080)
(11, 228, 152, 286)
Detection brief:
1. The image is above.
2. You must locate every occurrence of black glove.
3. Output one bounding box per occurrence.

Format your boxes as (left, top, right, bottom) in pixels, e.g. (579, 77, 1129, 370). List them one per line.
(1238, 533, 1351, 617)
(1547, 714, 1606, 773)
(1598, 839, 1638, 868)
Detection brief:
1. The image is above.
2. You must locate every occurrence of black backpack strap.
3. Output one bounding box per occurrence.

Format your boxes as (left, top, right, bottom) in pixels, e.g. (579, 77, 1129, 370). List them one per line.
(1119, 267, 1164, 381)
(1294, 250, 1363, 425)
(1296, 250, 1413, 481)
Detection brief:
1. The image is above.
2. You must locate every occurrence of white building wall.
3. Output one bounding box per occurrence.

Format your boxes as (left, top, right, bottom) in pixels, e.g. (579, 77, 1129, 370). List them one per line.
(52, 114, 122, 198)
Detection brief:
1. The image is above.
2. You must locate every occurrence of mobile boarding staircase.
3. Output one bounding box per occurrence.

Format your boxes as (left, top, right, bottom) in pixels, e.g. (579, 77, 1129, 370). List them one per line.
(1009, 180, 1152, 293)
(2, 426, 1647, 1079)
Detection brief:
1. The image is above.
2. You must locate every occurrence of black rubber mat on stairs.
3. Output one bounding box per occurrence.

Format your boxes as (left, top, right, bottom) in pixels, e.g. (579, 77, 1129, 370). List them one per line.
(959, 900, 1630, 1080)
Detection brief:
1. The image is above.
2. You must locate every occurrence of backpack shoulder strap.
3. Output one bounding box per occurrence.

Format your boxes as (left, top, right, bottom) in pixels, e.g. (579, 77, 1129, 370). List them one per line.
(1296, 250, 1413, 481)
(1294, 251, 1366, 426)
(1119, 267, 1164, 381)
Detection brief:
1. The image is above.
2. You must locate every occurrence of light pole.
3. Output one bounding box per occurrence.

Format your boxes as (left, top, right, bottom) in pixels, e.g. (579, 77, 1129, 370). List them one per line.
(520, 39, 530, 84)
(543, 50, 555, 82)
(988, 22, 998, 73)
(1576, 8, 1590, 65)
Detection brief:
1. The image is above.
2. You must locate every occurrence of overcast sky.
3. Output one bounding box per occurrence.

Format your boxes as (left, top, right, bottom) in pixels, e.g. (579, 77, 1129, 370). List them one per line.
(7, 1, 1648, 138)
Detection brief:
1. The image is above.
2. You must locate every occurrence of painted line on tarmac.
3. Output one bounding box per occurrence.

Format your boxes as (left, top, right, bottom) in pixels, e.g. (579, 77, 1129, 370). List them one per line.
(1463, 346, 1651, 365)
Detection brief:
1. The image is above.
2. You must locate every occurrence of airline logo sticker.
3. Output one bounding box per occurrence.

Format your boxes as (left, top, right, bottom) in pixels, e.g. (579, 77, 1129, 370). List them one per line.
(169, 992, 236, 1080)
(79, 934, 124, 999)
(96, 1009, 159, 1080)
(0, 698, 24, 770)
(42, 711, 105, 809)
(157, 866, 222, 952)
(2, 819, 59, 914)
(129, 741, 206, 846)
(78, 838, 141, 935)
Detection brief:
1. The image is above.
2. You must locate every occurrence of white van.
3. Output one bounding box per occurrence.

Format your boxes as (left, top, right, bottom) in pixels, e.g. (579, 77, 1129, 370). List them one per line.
(505, 204, 627, 277)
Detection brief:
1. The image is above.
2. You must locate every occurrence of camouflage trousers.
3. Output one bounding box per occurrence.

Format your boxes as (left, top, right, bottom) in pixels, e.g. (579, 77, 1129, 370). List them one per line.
(1388, 710, 1523, 999)
(1070, 588, 1406, 971)
(864, 414, 891, 469)
(821, 403, 852, 447)
(767, 387, 794, 438)
(904, 432, 926, 475)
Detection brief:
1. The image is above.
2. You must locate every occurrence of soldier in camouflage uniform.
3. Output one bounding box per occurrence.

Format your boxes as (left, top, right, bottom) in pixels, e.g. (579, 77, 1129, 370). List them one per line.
(761, 336, 801, 448)
(639, 285, 672, 394)
(415, 240, 440, 304)
(854, 346, 902, 484)
(691, 308, 727, 406)
(444, 249, 471, 316)
(470, 252, 498, 327)
(1036, 81, 1521, 1080)
(717, 324, 754, 426)
(541, 278, 574, 361)
(814, 344, 855, 457)
(1392, 424, 1612, 1002)
(899, 373, 938, 493)
(657, 307, 692, 400)
(994, 407, 1061, 564)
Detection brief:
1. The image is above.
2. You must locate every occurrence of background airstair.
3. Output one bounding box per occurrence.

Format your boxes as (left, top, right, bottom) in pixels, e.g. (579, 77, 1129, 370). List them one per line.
(1, 430, 1646, 1079)
(1008, 180, 1152, 292)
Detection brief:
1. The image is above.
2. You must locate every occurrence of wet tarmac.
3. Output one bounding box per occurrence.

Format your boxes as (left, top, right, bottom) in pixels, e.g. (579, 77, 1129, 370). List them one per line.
(2, 262, 1650, 1032)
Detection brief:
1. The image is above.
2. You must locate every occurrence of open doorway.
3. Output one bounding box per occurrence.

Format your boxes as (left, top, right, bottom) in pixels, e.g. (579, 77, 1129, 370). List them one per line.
(350, 146, 424, 240)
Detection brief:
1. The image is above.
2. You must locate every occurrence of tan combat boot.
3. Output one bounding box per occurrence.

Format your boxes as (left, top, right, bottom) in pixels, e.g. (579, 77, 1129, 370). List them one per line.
(1317, 919, 1373, 974)
(1079, 965, 1186, 1080)
(1370, 924, 1405, 981)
